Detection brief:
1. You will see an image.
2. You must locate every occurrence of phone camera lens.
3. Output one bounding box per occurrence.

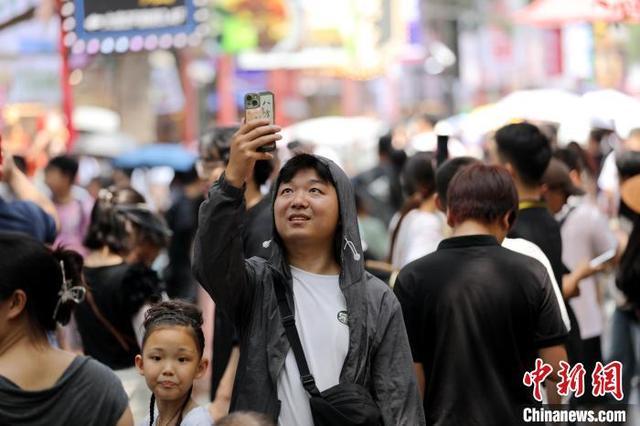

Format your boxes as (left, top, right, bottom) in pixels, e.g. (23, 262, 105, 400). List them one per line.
(252, 100, 258, 106)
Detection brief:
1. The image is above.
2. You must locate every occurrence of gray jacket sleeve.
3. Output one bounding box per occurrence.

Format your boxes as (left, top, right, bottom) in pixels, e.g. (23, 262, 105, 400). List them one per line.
(192, 175, 257, 328)
(372, 291, 426, 425)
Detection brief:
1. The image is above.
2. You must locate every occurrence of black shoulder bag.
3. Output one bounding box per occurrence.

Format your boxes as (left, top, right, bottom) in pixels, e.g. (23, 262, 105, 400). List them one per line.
(273, 279, 382, 426)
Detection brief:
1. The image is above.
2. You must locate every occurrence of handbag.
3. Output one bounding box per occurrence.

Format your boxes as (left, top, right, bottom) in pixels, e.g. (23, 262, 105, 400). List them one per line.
(273, 278, 383, 426)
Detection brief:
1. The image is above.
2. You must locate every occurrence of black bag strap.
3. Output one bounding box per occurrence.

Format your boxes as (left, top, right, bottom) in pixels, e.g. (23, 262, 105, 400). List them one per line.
(273, 278, 322, 397)
(558, 205, 577, 228)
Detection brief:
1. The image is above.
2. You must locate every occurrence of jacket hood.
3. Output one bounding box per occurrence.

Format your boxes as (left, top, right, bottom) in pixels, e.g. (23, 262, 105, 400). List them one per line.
(264, 155, 364, 287)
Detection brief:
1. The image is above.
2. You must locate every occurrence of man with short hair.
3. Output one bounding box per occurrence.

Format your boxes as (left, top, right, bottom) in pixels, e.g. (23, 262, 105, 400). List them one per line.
(433, 156, 478, 212)
(435, 157, 571, 333)
(193, 120, 423, 425)
(395, 164, 568, 425)
(0, 139, 59, 243)
(44, 155, 92, 255)
(494, 123, 587, 367)
(494, 123, 564, 283)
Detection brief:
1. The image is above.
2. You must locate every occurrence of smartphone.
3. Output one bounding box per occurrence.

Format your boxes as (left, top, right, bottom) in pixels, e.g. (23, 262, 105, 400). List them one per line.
(245, 91, 276, 152)
(589, 248, 616, 268)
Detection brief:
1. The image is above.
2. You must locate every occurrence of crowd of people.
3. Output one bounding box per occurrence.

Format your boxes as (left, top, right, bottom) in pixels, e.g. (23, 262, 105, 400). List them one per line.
(0, 108, 639, 426)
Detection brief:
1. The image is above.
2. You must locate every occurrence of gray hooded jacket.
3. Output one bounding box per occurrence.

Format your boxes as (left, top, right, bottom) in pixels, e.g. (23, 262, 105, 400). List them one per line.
(192, 156, 424, 425)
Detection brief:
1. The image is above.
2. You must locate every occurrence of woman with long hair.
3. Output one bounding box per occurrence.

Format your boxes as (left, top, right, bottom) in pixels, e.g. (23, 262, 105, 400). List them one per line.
(0, 232, 132, 425)
(389, 152, 444, 269)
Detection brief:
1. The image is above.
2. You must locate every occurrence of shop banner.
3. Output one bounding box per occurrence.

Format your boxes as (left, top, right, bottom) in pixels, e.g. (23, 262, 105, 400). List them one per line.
(62, 0, 210, 54)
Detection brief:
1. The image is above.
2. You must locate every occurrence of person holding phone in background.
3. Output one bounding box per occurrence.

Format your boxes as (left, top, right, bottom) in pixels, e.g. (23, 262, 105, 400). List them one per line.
(541, 155, 618, 406)
(195, 96, 276, 421)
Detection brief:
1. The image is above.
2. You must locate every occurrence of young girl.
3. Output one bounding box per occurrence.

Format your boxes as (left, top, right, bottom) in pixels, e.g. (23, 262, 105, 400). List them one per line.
(135, 301, 212, 426)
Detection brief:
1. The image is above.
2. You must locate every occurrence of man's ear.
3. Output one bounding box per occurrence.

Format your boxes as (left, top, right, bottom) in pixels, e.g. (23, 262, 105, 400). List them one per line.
(504, 162, 516, 178)
(502, 209, 516, 232)
(446, 209, 455, 228)
(434, 194, 445, 213)
(541, 183, 549, 196)
(7, 290, 27, 320)
(569, 169, 581, 186)
(501, 212, 512, 231)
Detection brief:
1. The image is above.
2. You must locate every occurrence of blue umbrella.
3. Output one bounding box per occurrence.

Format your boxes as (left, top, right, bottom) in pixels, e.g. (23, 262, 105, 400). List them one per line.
(113, 143, 197, 172)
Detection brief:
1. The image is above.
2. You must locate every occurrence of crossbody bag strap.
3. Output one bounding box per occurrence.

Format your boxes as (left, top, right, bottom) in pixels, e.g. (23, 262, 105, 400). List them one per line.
(558, 205, 577, 229)
(85, 289, 134, 352)
(273, 278, 322, 397)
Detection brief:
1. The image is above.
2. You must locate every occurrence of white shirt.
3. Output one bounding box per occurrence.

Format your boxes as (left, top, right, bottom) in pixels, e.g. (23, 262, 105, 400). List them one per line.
(597, 152, 619, 193)
(391, 210, 445, 269)
(142, 405, 212, 426)
(277, 266, 349, 426)
(556, 197, 617, 339)
(502, 237, 571, 332)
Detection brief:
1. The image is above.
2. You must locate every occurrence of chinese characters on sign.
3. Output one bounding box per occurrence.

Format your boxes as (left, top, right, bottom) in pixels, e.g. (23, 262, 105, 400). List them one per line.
(523, 359, 623, 402)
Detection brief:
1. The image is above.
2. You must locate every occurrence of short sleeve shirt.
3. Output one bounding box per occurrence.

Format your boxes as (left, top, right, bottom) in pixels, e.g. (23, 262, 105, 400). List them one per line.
(509, 205, 566, 287)
(391, 209, 444, 269)
(0, 356, 128, 426)
(394, 235, 568, 425)
(559, 197, 617, 339)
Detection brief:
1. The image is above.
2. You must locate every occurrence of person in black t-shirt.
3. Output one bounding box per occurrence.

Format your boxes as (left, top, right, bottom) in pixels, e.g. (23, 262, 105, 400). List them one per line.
(493, 123, 583, 365)
(395, 164, 568, 425)
(164, 166, 205, 302)
(493, 123, 564, 285)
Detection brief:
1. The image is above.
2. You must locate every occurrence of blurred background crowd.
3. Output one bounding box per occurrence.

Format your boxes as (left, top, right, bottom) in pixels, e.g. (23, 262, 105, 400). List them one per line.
(2, 0, 640, 424)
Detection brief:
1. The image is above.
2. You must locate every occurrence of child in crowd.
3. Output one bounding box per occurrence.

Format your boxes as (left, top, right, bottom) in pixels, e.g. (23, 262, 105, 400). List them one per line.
(135, 301, 212, 426)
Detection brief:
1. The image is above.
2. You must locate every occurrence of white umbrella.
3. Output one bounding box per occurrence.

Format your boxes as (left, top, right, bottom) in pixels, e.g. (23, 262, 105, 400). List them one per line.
(72, 131, 137, 158)
(496, 89, 582, 124)
(281, 116, 388, 176)
(581, 89, 640, 138)
(456, 89, 582, 146)
(73, 106, 121, 133)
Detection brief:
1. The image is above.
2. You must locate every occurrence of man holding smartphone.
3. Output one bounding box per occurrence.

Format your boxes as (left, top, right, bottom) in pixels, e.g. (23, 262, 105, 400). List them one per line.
(193, 119, 423, 425)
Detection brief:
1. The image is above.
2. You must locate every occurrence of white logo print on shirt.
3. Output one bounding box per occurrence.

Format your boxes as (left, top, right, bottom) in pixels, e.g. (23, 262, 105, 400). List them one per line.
(337, 310, 348, 325)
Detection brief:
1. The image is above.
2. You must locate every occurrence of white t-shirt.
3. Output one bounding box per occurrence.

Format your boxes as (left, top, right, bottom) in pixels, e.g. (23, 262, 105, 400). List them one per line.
(597, 152, 618, 193)
(557, 197, 617, 339)
(502, 237, 571, 332)
(142, 405, 212, 426)
(391, 209, 445, 270)
(277, 266, 349, 426)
